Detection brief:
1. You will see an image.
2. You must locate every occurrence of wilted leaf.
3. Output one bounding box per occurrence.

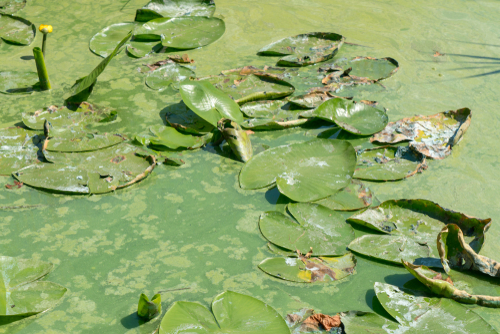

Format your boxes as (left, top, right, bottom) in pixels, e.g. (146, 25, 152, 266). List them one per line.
(145, 63, 195, 91)
(239, 139, 356, 202)
(348, 199, 491, 258)
(258, 253, 355, 283)
(200, 67, 295, 104)
(0, 256, 67, 316)
(403, 261, 500, 307)
(0, 14, 34, 45)
(158, 291, 290, 334)
(286, 309, 341, 333)
(258, 32, 345, 67)
(0, 0, 26, 14)
(0, 71, 39, 94)
(371, 108, 471, 159)
(145, 54, 194, 71)
(438, 223, 499, 277)
(137, 0, 215, 22)
(179, 80, 244, 126)
(134, 17, 225, 50)
(137, 293, 161, 320)
(315, 179, 376, 211)
(260, 203, 354, 256)
(14, 144, 155, 194)
(89, 23, 136, 58)
(0, 127, 44, 175)
(312, 98, 388, 135)
(320, 57, 399, 84)
(354, 146, 427, 181)
(217, 119, 253, 162)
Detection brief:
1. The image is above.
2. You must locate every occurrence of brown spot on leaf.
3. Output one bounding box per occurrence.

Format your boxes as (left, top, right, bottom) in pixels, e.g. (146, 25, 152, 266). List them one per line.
(111, 155, 126, 164)
(303, 313, 341, 331)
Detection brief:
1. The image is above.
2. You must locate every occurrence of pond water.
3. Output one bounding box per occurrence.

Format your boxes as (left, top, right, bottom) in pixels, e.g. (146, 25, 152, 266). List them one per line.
(1, 0, 500, 332)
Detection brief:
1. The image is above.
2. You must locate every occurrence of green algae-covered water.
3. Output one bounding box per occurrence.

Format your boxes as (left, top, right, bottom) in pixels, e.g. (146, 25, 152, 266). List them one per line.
(2, 0, 500, 332)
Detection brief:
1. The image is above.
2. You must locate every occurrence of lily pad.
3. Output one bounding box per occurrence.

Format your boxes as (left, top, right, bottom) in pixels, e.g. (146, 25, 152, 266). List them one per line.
(240, 100, 288, 118)
(0, 0, 26, 14)
(158, 290, 289, 334)
(403, 261, 500, 307)
(164, 102, 215, 135)
(89, 22, 136, 58)
(240, 100, 306, 130)
(145, 63, 195, 91)
(312, 98, 388, 135)
(258, 32, 345, 67)
(239, 138, 356, 202)
(126, 39, 162, 58)
(371, 108, 471, 159)
(0, 256, 67, 316)
(259, 203, 354, 256)
(0, 127, 43, 175)
(438, 223, 500, 277)
(0, 14, 34, 45)
(241, 118, 308, 131)
(341, 282, 497, 333)
(348, 199, 491, 258)
(14, 144, 155, 194)
(315, 179, 376, 211)
(136, 125, 209, 150)
(0, 71, 39, 94)
(217, 118, 253, 162)
(258, 253, 355, 283)
(354, 146, 427, 181)
(179, 80, 244, 126)
(289, 91, 341, 109)
(134, 17, 225, 50)
(200, 68, 295, 104)
(137, 0, 216, 22)
(320, 57, 399, 84)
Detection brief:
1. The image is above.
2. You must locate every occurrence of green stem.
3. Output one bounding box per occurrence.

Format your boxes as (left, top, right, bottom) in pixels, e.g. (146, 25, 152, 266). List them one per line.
(42, 33, 47, 57)
(33, 47, 51, 90)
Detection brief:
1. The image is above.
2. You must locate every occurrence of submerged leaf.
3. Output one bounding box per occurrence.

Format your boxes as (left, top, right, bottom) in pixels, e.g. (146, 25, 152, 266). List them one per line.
(354, 146, 427, 181)
(258, 253, 355, 283)
(258, 32, 345, 67)
(137, 0, 215, 22)
(438, 224, 500, 277)
(259, 203, 354, 256)
(179, 80, 244, 126)
(136, 124, 210, 150)
(217, 119, 252, 162)
(312, 98, 388, 135)
(315, 179, 376, 211)
(0, 0, 26, 14)
(0, 127, 43, 175)
(158, 291, 289, 334)
(0, 256, 67, 316)
(0, 14, 35, 45)
(403, 261, 500, 308)
(0, 71, 39, 94)
(371, 108, 471, 159)
(145, 63, 195, 91)
(239, 139, 356, 202)
(14, 144, 155, 194)
(89, 22, 135, 58)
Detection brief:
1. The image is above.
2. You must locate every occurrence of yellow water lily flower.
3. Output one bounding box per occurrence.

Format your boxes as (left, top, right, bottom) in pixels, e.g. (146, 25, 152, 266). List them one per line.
(39, 24, 53, 34)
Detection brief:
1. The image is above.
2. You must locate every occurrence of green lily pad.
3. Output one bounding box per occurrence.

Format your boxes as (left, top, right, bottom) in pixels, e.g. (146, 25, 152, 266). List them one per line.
(217, 118, 253, 162)
(258, 32, 345, 67)
(136, 125, 209, 150)
(312, 98, 388, 135)
(438, 223, 499, 277)
(158, 290, 289, 334)
(137, 0, 216, 22)
(134, 17, 225, 50)
(164, 102, 215, 135)
(348, 234, 432, 265)
(241, 118, 308, 131)
(179, 80, 244, 126)
(240, 100, 307, 130)
(240, 100, 288, 118)
(341, 282, 497, 333)
(0, 256, 67, 316)
(258, 253, 356, 283)
(0, 127, 43, 176)
(14, 144, 155, 194)
(239, 138, 356, 202)
(200, 68, 295, 104)
(354, 146, 427, 181)
(0, 14, 34, 45)
(403, 261, 500, 307)
(289, 91, 341, 109)
(260, 203, 354, 256)
(145, 63, 195, 91)
(0, 0, 26, 14)
(126, 39, 162, 58)
(0, 71, 39, 94)
(348, 199, 491, 259)
(320, 57, 399, 84)
(89, 22, 136, 58)
(315, 179, 376, 211)
(371, 108, 471, 159)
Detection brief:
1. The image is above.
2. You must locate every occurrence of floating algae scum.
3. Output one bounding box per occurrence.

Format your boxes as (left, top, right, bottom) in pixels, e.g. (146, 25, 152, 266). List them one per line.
(1, 0, 500, 332)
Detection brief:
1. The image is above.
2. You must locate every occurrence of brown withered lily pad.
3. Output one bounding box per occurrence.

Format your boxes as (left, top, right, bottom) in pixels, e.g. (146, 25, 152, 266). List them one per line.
(371, 108, 471, 159)
(438, 223, 500, 277)
(286, 308, 342, 333)
(144, 54, 194, 71)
